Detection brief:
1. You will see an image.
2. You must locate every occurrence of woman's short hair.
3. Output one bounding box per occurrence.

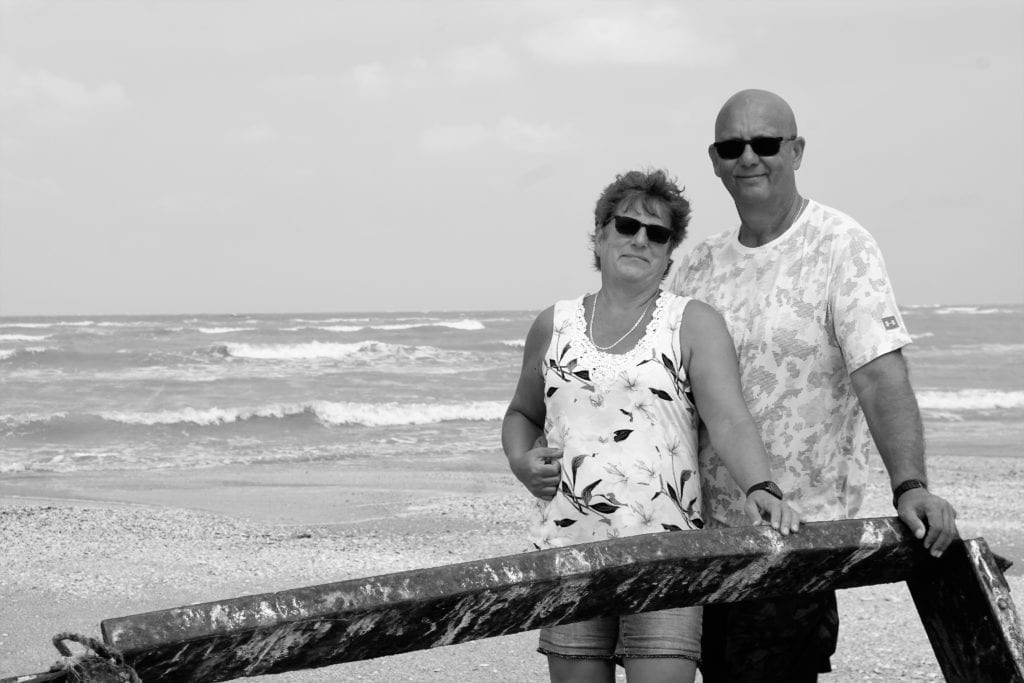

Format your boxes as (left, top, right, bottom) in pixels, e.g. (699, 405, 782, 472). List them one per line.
(591, 169, 691, 271)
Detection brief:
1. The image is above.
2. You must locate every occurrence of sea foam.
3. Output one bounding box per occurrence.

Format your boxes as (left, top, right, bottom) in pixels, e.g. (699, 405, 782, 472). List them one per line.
(0, 346, 51, 361)
(373, 320, 485, 331)
(213, 340, 463, 364)
(917, 389, 1024, 412)
(0, 334, 52, 342)
(934, 306, 1012, 315)
(197, 327, 256, 334)
(97, 400, 507, 427)
(313, 400, 505, 426)
(283, 320, 485, 333)
(911, 343, 1024, 358)
(298, 325, 366, 332)
(0, 321, 96, 328)
(0, 411, 69, 428)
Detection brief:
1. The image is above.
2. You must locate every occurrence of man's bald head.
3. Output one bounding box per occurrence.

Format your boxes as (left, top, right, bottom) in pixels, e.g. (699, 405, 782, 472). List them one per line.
(715, 89, 798, 140)
(708, 89, 805, 218)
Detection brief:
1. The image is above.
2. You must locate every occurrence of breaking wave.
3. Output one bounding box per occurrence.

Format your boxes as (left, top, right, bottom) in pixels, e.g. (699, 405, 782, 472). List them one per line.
(0, 334, 52, 342)
(211, 340, 467, 364)
(197, 327, 256, 334)
(283, 319, 485, 333)
(0, 346, 52, 361)
(934, 306, 1013, 316)
(0, 321, 96, 328)
(87, 400, 506, 427)
(3, 400, 506, 431)
(918, 389, 1024, 412)
(910, 343, 1024, 359)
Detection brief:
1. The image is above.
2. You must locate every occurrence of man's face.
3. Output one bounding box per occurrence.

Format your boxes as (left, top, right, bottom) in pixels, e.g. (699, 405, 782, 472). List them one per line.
(709, 97, 804, 206)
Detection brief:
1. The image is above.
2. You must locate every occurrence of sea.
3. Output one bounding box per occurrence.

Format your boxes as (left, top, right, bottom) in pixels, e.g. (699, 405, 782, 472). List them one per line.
(0, 305, 1022, 474)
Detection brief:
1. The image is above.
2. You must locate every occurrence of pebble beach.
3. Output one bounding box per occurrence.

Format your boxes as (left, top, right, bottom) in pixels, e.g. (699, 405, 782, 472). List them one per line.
(2, 452, 1022, 682)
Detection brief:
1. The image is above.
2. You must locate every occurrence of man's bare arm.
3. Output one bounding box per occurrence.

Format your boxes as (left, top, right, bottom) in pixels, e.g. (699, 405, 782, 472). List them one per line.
(851, 349, 958, 557)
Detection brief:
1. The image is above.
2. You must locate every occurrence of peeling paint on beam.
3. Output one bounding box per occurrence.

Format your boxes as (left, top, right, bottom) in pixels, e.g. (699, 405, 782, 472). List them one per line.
(98, 517, 934, 682)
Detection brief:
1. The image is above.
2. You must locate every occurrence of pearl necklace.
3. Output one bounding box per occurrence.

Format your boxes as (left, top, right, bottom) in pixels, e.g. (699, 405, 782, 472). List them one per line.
(588, 291, 656, 351)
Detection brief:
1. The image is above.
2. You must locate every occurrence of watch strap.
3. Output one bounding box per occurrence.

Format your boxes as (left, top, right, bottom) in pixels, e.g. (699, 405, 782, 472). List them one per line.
(746, 480, 783, 500)
(892, 478, 927, 509)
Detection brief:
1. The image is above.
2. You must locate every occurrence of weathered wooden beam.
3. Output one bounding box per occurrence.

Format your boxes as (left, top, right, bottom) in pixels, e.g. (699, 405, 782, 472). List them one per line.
(98, 517, 939, 682)
(4, 517, 1020, 683)
(908, 537, 1024, 682)
(0, 672, 67, 682)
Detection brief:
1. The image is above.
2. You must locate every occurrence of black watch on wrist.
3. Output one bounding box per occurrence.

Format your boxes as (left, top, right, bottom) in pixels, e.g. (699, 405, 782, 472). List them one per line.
(746, 480, 783, 500)
(892, 478, 927, 509)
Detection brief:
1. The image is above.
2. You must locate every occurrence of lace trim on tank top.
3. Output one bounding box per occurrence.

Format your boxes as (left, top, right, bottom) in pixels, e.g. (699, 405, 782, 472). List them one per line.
(571, 291, 668, 391)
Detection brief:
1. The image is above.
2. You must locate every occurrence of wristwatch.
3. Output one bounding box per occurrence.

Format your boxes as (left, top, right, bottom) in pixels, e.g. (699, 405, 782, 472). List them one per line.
(892, 479, 927, 509)
(746, 481, 783, 500)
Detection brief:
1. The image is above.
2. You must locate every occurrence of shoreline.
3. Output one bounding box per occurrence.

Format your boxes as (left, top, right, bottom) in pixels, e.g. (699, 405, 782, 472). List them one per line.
(0, 457, 518, 528)
(2, 453, 1022, 681)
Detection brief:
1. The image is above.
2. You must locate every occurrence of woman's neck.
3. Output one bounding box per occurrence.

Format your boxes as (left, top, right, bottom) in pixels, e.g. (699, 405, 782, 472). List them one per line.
(597, 280, 662, 312)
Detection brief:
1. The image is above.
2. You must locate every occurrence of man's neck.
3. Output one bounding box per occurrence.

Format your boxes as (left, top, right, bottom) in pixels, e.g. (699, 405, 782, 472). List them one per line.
(737, 193, 806, 248)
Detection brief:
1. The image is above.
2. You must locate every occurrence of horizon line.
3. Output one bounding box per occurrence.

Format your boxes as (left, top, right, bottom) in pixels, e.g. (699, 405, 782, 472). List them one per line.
(2, 302, 1023, 320)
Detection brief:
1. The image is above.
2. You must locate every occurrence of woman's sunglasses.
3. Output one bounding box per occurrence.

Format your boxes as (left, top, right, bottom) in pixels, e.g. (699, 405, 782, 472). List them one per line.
(713, 135, 797, 160)
(612, 215, 673, 244)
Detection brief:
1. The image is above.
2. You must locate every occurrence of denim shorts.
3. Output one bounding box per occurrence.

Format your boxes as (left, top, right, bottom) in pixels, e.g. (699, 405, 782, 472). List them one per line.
(537, 606, 702, 662)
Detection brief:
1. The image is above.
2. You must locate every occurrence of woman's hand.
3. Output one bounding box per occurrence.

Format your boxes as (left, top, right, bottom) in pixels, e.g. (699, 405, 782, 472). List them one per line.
(744, 492, 801, 535)
(509, 435, 563, 501)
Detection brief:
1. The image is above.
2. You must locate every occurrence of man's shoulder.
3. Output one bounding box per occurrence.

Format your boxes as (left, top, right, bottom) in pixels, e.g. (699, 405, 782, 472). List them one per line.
(692, 226, 737, 248)
(682, 227, 736, 260)
(668, 229, 736, 294)
(803, 200, 886, 257)
(808, 200, 873, 238)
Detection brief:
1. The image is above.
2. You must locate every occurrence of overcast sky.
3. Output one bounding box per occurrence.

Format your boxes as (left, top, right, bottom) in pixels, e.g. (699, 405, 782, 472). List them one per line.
(1, 0, 1021, 316)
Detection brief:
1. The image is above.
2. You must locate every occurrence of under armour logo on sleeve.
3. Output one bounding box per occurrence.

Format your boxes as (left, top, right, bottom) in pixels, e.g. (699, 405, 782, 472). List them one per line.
(882, 316, 900, 330)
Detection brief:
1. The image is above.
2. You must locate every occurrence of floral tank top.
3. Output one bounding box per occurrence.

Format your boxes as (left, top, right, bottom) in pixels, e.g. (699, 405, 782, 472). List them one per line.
(531, 291, 703, 550)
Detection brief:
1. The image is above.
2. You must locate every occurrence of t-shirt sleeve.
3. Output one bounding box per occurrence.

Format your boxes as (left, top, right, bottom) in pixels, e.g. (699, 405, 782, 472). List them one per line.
(668, 243, 710, 296)
(829, 225, 913, 373)
(667, 250, 692, 295)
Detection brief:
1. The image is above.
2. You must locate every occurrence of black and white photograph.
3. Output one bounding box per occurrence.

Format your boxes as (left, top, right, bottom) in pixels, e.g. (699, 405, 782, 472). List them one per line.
(2, 2, 1022, 681)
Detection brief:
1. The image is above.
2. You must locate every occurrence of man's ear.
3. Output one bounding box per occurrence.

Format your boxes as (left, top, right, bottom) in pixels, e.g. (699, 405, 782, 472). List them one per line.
(708, 144, 723, 178)
(792, 136, 806, 171)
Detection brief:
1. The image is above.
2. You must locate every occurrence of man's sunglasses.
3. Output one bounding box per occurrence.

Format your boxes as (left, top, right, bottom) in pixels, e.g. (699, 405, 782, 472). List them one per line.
(712, 135, 797, 160)
(612, 215, 674, 244)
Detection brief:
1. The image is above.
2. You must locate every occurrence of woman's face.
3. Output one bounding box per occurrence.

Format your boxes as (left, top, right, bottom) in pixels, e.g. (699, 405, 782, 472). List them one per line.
(595, 200, 672, 287)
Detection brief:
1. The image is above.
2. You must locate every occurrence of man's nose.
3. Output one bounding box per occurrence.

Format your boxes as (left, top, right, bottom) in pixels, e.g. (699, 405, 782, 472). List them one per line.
(738, 142, 760, 164)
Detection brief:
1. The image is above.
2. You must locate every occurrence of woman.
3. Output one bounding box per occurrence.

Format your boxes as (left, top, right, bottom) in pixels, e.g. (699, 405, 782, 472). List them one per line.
(502, 169, 800, 683)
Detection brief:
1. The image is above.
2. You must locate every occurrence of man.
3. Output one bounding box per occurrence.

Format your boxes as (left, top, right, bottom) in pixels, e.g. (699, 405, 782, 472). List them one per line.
(669, 89, 958, 682)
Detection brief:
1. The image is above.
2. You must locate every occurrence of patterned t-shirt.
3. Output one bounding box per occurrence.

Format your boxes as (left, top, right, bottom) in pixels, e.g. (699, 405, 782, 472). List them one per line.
(669, 200, 912, 525)
(531, 292, 703, 549)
